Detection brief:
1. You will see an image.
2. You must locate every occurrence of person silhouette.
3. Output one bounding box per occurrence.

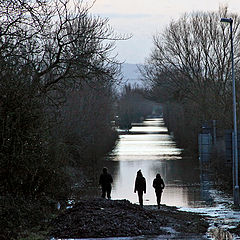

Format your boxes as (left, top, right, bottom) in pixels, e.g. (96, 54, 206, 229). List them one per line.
(134, 169, 146, 207)
(99, 167, 113, 199)
(153, 173, 165, 209)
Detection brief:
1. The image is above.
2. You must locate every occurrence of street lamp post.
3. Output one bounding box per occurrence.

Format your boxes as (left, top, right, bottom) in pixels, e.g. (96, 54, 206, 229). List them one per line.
(220, 17, 239, 206)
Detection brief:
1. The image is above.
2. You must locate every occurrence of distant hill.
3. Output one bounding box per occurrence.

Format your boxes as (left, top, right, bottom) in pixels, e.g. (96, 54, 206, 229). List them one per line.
(121, 63, 143, 87)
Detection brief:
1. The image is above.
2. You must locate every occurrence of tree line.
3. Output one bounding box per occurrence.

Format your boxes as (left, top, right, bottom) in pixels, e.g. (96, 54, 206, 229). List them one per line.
(0, 0, 129, 239)
(141, 7, 240, 153)
(117, 84, 156, 130)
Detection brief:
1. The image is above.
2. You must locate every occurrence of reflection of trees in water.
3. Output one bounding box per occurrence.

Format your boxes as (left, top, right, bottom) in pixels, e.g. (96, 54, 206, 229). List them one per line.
(77, 154, 120, 199)
(151, 158, 211, 206)
(151, 158, 200, 185)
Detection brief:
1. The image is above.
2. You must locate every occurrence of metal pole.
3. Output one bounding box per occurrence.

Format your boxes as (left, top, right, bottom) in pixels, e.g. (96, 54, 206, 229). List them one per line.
(232, 131, 235, 197)
(230, 20, 240, 205)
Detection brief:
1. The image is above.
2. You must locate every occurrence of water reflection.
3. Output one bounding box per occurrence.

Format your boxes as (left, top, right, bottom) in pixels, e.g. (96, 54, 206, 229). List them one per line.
(104, 118, 214, 208)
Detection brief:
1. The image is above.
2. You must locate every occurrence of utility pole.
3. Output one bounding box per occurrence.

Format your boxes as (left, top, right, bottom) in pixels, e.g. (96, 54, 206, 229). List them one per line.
(221, 17, 239, 206)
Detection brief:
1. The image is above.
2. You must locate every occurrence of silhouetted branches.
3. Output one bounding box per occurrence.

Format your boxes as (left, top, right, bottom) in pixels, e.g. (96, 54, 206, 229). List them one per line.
(0, 0, 128, 238)
(141, 7, 240, 151)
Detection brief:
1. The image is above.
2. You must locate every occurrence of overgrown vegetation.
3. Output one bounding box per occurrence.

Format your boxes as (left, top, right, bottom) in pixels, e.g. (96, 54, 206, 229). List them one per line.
(0, 0, 128, 239)
(141, 7, 240, 153)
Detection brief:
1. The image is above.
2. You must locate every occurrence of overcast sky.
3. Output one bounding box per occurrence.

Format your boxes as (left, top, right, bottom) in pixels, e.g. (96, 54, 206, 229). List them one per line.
(90, 0, 240, 64)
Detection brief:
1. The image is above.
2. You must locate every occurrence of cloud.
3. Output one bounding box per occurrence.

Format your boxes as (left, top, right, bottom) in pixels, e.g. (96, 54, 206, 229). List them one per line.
(94, 13, 152, 19)
(91, 0, 240, 63)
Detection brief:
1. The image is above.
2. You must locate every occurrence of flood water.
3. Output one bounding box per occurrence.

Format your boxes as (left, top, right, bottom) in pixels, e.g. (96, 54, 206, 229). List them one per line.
(102, 118, 240, 239)
(105, 118, 213, 208)
(66, 117, 240, 239)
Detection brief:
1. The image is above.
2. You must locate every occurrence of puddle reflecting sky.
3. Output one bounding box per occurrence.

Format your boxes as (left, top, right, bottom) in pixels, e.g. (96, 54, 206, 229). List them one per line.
(107, 118, 213, 208)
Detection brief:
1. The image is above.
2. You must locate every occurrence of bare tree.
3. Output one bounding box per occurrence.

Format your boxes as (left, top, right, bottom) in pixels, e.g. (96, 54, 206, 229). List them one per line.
(0, 1, 129, 238)
(142, 7, 240, 122)
(141, 7, 240, 151)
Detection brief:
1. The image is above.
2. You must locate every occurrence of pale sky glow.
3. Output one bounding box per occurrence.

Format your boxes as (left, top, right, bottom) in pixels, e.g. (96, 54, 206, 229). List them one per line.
(90, 0, 240, 64)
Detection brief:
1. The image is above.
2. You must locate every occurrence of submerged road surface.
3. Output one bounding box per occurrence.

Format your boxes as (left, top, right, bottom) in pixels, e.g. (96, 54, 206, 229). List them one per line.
(104, 118, 240, 239)
(109, 118, 209, 208)
(77, 117, 240, 239)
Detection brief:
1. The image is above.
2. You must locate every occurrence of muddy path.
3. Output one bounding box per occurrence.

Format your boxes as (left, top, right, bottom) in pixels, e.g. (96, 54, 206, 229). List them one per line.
(49, 198, 209, 239)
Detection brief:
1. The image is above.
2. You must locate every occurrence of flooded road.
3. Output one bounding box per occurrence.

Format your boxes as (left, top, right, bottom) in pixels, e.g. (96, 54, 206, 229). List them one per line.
(74, 117, 240, 240)
(102, 118, 240, 239)
(107, 118, 211, 208)
(51, 118, 240, 240)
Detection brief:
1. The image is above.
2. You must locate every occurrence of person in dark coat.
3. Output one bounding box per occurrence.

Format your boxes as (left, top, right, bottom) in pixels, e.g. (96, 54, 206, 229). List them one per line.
(134, 169, 146, 207)
(99, 167, 113, 199)
(153, 173, 165, 209)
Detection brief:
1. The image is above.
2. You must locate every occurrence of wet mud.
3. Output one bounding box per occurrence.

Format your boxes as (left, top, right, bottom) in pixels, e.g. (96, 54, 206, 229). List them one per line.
(50, 198, 209, 239)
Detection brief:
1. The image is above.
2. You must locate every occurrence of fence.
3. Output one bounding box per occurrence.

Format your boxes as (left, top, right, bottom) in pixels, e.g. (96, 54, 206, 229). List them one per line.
(199, 133, 212, 164)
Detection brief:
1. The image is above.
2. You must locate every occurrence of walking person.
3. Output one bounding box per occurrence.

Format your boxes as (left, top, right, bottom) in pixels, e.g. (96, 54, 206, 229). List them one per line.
(99, 167, 113, 199)
(134, 169, 146, 207)
(153, 173, 165, 209)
